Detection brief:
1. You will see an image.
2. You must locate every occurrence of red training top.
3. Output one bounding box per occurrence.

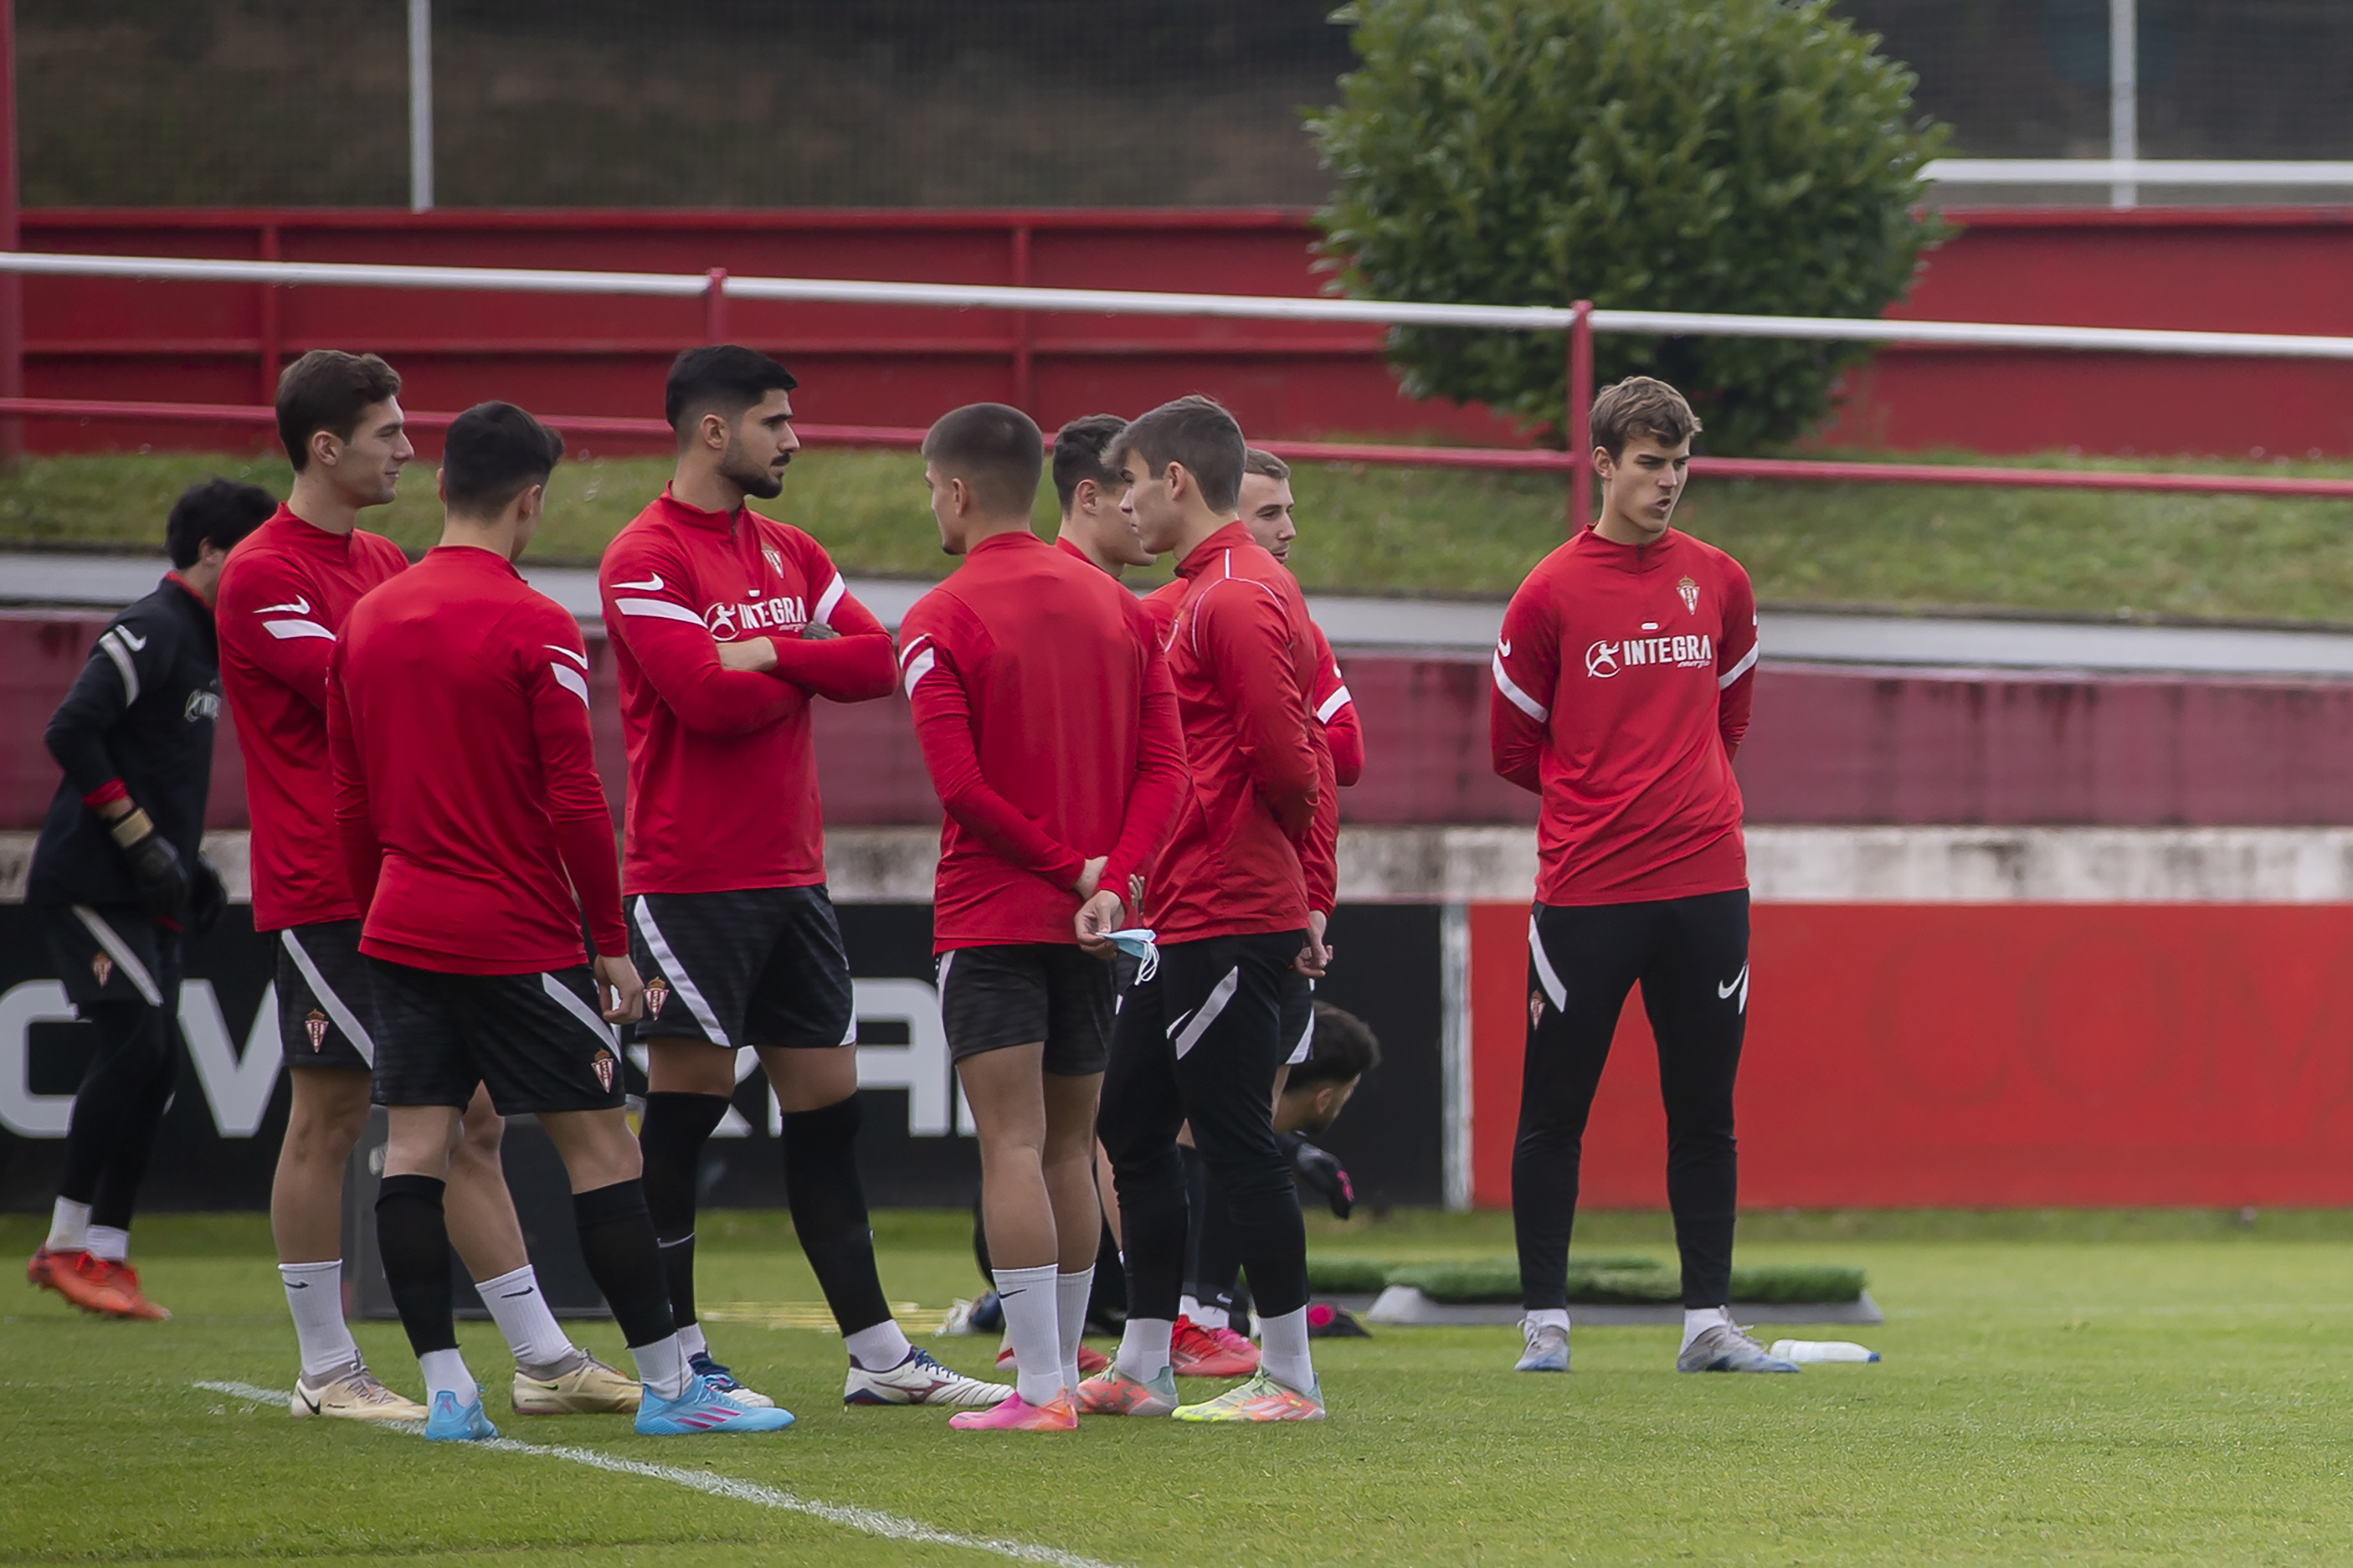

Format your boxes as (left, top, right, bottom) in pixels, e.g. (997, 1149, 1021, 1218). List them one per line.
(327, 547, 627, 973)
(599, 486, 895, 896)
(1297, 620, 1363, 916)
(899, 531, 1186, 951)
(215, 505, 409, 931)
(1307, 624, 1363, 788)
(1489, 526, 1758, 906)
(1148, 522, 1320, 943)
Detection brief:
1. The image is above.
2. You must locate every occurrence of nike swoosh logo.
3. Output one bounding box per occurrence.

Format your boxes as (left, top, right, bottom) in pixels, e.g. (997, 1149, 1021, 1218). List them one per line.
(1498, 638, 1511, 657)
(285, 1280, 307, 1289)
(1718, 964, 1749, 999)
(615, 573, 664, 591)
(258, 597, 311, 615)
(296, 1388, 321, 1414)
(499, 1289, 534, 1299)
(998, 1288, 1027, 1300)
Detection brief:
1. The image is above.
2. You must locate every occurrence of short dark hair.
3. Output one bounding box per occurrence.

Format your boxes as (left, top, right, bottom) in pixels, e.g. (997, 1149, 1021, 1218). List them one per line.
(1242, 447, 1291, 483)
(664, 344, 798, 435)
(165, 478, 275, 569)
(275, 350, 401, 473)
(1113, 395, 1246, 515)
(1590, 376, 1702, 460)
(1052, 413, 1129, 513)
(442, 402, 565, 518)
(1289, 1002, 1382, 1090)
(922, 402, 1044, 519)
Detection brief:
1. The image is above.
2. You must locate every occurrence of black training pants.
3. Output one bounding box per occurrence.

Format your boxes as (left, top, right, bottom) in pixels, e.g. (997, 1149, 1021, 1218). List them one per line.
(1514, 889, 1749, 1310)
(1098, 930, 1308, 1322)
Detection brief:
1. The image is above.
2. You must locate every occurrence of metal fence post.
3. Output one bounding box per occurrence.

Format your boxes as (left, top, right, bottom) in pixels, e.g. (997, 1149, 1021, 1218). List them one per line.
(704, 268, 729, 344)
(1568, 299, 1593, 532)
(408, 0, 434, 213)
(2110, 0, 2137, 209)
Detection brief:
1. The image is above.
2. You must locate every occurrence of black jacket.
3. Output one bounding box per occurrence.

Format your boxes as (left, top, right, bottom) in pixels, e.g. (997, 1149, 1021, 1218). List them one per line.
(27, 576, 221, 911)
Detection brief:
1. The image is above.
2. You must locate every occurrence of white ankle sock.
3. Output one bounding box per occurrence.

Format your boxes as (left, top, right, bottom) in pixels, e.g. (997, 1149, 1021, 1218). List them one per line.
(417, 1348, 475, 1404)
(279, 1261, 362, 1379)
(84, 1226, 129, 1263)
(631, 1332, 691, 1400)
(844, 1319, 912, 1373)
(1257, 1306, 1315, 1393)
(1525, 1308, 1571, 1333)
(45, 1198, 89, 1254)
(1116, 1316, 1173, 1383)
(474, 1264, 576, 1370)
(1682, 1306, 1732, 1351)
(676, 1320, 708, 1359)
(994, 1264, 1062, 1405)
(1055, 1267, 1094, 1396)
(1192, 1303, 1231, 1332)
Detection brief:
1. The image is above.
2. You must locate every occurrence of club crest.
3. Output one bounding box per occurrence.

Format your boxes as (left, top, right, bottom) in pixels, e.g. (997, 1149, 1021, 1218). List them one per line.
(645, 979, 669, 1018)
(90, 952, 113, 988)
(1678, 575, 1700, 614)
(762, 545, 784, 577)
(1529, 989, 1545, 1031)
(305, 1010, 329, 1052)
(592, 1049, 617, 1093)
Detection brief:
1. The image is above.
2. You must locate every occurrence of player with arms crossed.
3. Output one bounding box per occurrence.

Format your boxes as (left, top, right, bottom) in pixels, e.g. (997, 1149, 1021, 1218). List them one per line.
(1082, 396, 1329, 1423)
(218, 351, 620, 1421)
(601, 346, 1005, 1410)
(330, 402, 790, 1441)
(900, 403, 1185, 1431)
(24, 480, 270, 1319)
(1489, 377, 1789, 1376)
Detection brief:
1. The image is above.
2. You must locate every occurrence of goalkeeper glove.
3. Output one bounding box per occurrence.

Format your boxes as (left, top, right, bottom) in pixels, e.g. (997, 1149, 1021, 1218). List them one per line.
(108, 806, 187, 919)
(1283, 1132, 1355, 1221)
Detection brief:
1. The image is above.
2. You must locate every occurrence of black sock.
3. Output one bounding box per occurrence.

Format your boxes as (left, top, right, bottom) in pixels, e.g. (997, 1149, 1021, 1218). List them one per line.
(376, 1174, 456, 1358)
(89, 1012, 181, 1232)
(780, 1095, 892, 1337)
(58, 1001, 167, 1210)
(1187, 1151, 1247, 1319)
(637, 1091, 729, 1327)
(571, 1179, 675, 1351)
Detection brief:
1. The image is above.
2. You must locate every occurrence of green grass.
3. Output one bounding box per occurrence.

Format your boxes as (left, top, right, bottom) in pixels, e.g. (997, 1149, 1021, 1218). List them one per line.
(15, 447, 2353, 622)
(8, 1209, 2353, 1565)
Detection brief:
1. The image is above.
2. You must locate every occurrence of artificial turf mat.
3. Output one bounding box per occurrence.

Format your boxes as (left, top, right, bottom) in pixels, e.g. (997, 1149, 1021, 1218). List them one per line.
(6, 1208, 2353, 1566)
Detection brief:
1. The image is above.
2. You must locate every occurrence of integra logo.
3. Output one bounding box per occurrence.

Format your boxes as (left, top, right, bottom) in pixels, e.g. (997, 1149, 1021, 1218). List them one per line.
(1584, 633, 1713, 678)
(705, 594, 809, 641)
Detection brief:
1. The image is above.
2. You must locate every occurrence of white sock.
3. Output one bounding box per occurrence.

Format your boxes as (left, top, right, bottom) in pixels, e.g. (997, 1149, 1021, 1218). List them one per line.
(418, 1347, 475, 1404)
(676, 1320, 708, 1359)
(1178, 1293, 1205, 1322)
(475, 1264, 577, 1370)
(84, 1226, 129, 1263)
(1192, 1303, 1231, 1333)
(1056, 1268, 1094, 1396)
(1682, 1306, 1733, 1351)
(1526, 1308, 1571, 1333)
(844, 1319, 912, 1373)
(1257, 1306, 1315, 1394)
(280, 1261, 362, 1379)
(45, 1198, 90, 1253)
(994, 1264, 1062, 1405)
(1116, 1316, 1173, 1383)
(631, 1331, 691, 1400)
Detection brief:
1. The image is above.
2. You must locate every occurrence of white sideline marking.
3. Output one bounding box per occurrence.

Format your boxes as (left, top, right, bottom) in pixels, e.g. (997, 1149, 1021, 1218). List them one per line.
(193, 1381, 1120, 1568)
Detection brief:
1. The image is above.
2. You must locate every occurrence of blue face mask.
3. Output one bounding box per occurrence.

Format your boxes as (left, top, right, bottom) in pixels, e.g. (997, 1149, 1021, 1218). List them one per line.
(1104, 927, 1159, 984)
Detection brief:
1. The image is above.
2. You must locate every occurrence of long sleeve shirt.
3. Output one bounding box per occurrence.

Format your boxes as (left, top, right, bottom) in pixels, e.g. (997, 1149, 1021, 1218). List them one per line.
(1489, 526, 1758, 906)
(27, 576, 220, 912)
(598, 486, 895, 896)
(327, 546, 626, 973)
(1147, 522, 1321, 943)
(899, 530, 1186, 951)
(215, 505, 409, 930)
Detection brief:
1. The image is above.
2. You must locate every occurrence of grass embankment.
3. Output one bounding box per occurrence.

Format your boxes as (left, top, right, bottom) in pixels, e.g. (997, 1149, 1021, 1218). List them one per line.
(10, 447, 2353, 622)
(7, 1208, 2353, 1566)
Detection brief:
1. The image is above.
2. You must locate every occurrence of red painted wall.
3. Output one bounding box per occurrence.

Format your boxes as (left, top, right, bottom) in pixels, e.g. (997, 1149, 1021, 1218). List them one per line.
(9, 614, 2353, 831)
(1467, 900, 2353, 1208)
(19, 206, 2353, 457)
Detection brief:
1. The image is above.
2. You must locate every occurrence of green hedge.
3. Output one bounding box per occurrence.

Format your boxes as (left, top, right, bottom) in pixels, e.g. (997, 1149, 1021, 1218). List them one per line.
(1307, 1254, 1865, 1305)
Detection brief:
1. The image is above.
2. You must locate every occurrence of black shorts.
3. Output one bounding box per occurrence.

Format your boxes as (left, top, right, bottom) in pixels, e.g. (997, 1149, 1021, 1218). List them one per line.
(1278, 969, 1315, 1068)
(936, 943, 1115, 1075)
(368, 959, 626, 1116)
(41, 903, 182, 1013)
(628, 886, 854, 1052)
(275, 920, 377, 1071)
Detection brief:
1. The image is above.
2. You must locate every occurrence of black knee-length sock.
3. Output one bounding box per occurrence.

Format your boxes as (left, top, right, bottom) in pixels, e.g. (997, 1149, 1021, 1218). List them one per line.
(780, 1096, 892, 1337)
(376, 1174, 456, 1358)
(636, 1091, 730, 1327)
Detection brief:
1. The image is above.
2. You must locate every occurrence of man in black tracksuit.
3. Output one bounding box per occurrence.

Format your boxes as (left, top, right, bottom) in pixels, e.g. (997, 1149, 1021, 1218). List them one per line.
(24, 479, 275, 1321)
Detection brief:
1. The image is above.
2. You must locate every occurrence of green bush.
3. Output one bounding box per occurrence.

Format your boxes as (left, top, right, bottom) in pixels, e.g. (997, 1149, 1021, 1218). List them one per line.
(1304, 1257, 1395, 1294)
(1311, 0, 1948, 453)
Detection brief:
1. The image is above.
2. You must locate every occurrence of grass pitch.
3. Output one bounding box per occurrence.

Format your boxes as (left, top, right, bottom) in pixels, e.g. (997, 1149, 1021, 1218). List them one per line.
(4, 1205, 2353, 1563)
(5, 1210, 2353, 1566)
(13, 446, 2353, 624)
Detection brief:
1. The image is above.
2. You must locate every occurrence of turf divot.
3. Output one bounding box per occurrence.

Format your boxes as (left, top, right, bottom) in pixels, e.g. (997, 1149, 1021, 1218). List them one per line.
(194, 1379, 1122, 1568)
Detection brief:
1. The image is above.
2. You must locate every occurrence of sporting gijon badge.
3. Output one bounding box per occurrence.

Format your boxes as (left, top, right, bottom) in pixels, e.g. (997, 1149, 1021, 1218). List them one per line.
(592, 1049, 617, 1093)
(305, 1010, 329, 1052)
(90, 952, 113, 988)
(1678, 575, 1700, 614)
(645, 978, 669, 1018)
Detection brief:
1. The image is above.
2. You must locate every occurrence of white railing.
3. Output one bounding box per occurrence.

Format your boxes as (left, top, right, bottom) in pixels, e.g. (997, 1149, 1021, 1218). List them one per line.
(1926, 159, 2353, 189)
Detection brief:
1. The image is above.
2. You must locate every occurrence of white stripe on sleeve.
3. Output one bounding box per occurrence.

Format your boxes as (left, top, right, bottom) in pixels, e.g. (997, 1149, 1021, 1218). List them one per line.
(901, 648, 936, 699)
(1492, 649, 1548, 722)
(262, 620, 336, 642)
(549, 663, 591, 707)
(1718, 642, 1760, 689)
(615, 597, 707, 627)
(98, 632, 140, 707)
(813, 573, 846, 628)
(1315, 684, 1353, 724)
